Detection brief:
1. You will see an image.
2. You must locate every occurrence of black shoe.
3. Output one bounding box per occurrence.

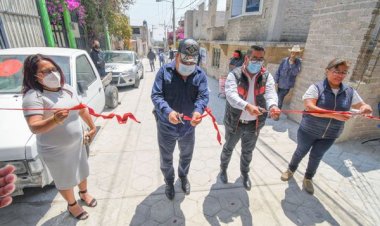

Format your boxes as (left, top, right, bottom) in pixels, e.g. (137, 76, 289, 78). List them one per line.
(165, 183, 175, 200)
(180, 177, 190, 195)
(220, 168, 228, 184)
(242, 174, 251, 191)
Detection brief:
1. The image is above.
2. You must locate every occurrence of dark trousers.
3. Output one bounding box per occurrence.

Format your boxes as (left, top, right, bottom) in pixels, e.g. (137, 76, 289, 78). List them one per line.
(220, 122, 259, 174)
(289, 128, 335, 179)
(157, 121, 195, 184)
(149, 60, 155, 71)
(277, 88, 290, 109)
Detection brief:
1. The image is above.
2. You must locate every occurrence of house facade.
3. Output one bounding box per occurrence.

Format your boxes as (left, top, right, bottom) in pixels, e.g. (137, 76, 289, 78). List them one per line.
(184, 0, 380, 141)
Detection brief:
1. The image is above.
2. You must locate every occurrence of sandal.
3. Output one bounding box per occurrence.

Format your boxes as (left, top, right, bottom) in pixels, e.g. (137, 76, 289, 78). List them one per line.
(78, 189, 97, 207)
(67, 201, 89, 220)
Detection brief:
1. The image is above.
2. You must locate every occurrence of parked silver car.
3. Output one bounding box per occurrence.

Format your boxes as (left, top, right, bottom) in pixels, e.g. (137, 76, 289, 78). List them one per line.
(104, 51, 144, 88)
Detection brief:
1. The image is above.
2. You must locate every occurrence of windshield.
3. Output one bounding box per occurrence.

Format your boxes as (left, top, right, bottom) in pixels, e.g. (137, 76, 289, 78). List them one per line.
(105, 52, 134, 64)
(0, 55, 70, 94)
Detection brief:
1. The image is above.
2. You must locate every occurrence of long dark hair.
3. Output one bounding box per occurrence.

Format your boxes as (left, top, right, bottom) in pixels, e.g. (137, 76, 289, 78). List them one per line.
(22, 54, 65, 95)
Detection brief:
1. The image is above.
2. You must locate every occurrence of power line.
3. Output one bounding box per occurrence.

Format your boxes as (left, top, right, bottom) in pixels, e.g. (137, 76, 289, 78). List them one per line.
(176, 0, 199, 9)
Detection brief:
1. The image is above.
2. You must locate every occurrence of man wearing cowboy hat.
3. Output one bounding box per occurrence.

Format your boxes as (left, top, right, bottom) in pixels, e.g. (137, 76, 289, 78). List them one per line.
(274, 45, 303, 109)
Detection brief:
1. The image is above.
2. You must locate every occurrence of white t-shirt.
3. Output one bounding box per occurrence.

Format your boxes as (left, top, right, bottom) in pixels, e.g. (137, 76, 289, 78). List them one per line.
(302, 84, 363, 105)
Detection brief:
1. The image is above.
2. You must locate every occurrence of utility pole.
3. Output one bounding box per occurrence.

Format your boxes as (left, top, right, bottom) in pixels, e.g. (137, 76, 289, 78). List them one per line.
(172, 0, 176, 49)
(159, 21, 169, 50)
(156, 0, 175, 48)
(151, 25, 157, 45)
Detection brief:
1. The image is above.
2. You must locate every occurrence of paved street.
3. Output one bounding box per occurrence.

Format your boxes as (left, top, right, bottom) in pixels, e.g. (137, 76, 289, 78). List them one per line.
(1, 59, 380, 226)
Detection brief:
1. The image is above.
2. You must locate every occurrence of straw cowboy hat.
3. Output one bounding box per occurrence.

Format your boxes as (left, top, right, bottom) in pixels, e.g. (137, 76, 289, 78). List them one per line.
(288, 45, 303, 52)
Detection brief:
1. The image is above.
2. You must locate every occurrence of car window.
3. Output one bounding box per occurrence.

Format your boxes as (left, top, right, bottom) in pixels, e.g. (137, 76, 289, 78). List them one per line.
(0, 55, 70, 94)
(105, 52, 134, 64)
(76, 55, 97, 89)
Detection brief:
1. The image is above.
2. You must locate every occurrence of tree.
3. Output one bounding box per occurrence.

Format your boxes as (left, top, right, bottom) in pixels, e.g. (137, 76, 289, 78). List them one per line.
(81, 0, 134, 48)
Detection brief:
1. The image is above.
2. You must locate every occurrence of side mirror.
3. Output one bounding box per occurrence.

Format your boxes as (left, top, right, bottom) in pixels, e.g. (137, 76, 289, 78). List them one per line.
(77, 80, 88, 94)
(135, 59, 139, 65)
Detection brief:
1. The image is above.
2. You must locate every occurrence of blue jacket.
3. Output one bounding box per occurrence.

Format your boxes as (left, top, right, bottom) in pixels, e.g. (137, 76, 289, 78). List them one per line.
(151, 61, 209, 132)
(274, 57, 302, 89)
(300, 79, 353, 139)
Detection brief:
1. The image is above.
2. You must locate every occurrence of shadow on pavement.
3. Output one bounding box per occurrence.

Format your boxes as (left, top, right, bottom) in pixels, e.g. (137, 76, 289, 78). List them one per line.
(263, 116, 380, 177)
(207, 76, 226, 125)
(130, 184, 186, 225)
(203, 177, 252, 226)
(0, 186, 59, 225)
(41, 211, 78, 226)
(281, 180, 339, 226)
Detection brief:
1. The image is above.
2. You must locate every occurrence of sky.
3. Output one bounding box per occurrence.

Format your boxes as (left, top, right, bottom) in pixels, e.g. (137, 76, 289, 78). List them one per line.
(127, 0, 226, 41)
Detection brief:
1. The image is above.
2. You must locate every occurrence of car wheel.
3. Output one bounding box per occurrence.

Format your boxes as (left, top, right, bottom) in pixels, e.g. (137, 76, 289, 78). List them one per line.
(105, 85, 119, 109)
(134, 75, 140, 88)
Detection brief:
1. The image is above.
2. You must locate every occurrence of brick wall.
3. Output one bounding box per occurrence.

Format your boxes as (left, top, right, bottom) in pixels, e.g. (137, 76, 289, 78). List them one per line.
(200, 42, 300, 80)
(184, 11, 194, 38)
(225, 0, 275, 41)
(289, 0, 380, 142)
(280, 0, 317, 42)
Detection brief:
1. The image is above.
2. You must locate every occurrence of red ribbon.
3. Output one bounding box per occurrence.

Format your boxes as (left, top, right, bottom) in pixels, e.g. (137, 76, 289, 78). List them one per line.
(0, 103, 141, 124)
(279, 109, 380, 121)
(183, 107, 222, 145)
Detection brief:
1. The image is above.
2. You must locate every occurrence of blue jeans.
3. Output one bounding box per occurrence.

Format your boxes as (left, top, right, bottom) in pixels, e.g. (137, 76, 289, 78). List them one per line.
(220, 122, 259, 174)
(157, 120, 195, 184)
(277, 88, 290, 109)
(288, 128, 335, 179)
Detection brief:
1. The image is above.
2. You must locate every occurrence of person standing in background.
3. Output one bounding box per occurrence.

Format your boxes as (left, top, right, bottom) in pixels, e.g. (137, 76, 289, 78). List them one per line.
(274, 45, 302, 109)
(90, 40, 106, 78)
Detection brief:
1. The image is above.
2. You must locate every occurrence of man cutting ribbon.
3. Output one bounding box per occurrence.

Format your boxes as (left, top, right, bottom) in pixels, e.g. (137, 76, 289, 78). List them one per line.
(220, 45, 281, 190)
(151, 39, 209, 200)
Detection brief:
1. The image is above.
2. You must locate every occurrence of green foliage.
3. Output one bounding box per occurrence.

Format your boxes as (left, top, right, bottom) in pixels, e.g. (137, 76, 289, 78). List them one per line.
(81, 0, 134, 43)
(108, 12, 132, 42)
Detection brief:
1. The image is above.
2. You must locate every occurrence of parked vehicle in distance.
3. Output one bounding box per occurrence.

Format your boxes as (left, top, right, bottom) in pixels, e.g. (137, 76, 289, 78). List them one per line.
(104, 51, 144, 88)
(0, 47, 117, 195)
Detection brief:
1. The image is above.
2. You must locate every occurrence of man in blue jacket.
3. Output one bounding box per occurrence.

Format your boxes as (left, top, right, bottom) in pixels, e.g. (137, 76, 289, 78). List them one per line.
(274, 45, 302, 109)
(151, 39, 209, 200)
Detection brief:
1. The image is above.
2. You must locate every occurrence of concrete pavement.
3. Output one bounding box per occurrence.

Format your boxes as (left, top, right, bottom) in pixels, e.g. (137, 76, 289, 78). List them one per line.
(1, 59, 379, 226)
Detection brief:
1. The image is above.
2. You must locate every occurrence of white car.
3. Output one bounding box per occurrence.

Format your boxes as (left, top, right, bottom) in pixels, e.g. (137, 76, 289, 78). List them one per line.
(104, 51, 144, 88)
(0, 47, 113, 195)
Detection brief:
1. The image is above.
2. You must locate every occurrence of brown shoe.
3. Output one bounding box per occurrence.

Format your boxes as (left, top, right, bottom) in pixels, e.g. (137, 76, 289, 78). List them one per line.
(280, 169, 294, 181)
(303, 178, 314, 195)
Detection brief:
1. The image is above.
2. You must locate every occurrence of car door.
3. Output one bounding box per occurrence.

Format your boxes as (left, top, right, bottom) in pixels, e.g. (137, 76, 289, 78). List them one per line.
(75, 54, 105, 113)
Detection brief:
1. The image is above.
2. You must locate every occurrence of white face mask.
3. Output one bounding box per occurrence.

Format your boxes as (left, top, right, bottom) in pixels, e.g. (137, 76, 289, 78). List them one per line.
(178, 63, 196, 76)
(41, 71, 61, 88)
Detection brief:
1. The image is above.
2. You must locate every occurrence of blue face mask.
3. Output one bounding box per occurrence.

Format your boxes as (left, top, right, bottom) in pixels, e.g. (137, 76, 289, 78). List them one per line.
(247, 61, 263, 74)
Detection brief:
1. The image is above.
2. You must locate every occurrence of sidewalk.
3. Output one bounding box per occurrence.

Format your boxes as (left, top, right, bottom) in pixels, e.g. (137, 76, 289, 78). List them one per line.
(1, 59, 379, 226)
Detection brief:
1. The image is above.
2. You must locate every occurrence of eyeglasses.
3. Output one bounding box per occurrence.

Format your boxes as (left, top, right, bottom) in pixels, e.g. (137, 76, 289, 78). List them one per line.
(331, 70, 348, 76)
(247, 56, 264, 62)
(37, 67, 58, 76)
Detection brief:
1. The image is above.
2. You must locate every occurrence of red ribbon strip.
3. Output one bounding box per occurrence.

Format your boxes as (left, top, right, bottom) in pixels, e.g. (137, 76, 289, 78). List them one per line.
(0, 103, 141, 124)
(1, 105, 378, 144)
(183, 107, 222, 145)
(279, 109, 380, 121)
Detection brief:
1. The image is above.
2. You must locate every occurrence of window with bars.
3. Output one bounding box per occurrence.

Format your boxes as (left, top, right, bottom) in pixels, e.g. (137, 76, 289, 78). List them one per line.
(212, 48, 221, 68)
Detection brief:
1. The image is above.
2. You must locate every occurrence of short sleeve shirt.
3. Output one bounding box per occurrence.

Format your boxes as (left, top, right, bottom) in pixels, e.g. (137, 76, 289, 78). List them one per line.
(302, 84, 363, 105)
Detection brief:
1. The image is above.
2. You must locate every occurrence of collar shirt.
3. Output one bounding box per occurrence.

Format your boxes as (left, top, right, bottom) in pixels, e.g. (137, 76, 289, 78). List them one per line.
(225, 71, 278, 121)
(151, 61, 209, 127)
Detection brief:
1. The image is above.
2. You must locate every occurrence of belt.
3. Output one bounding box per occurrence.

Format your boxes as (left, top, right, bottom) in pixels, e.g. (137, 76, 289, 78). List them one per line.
(239, 119, 256, 124)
